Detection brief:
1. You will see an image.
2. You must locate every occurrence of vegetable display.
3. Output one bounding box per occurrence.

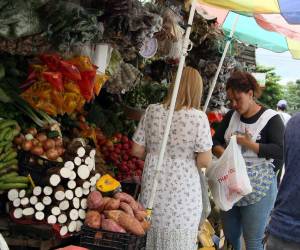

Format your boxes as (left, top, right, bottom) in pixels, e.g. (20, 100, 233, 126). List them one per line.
(0, 119, 29, 190)
(8, 139, 101, 236)
(21, 54, 108, 116)
(13, 127, 64, 162)
(84, 190, 150, 236)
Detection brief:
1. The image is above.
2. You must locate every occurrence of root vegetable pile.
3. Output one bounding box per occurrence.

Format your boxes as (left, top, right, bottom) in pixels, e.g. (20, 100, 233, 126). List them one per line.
(84, 190, 150, 236)
(8, 140, 101, 236)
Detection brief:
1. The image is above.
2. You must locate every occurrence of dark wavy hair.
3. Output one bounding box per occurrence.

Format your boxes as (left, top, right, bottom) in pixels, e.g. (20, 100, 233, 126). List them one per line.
(226, 71, 262, 98)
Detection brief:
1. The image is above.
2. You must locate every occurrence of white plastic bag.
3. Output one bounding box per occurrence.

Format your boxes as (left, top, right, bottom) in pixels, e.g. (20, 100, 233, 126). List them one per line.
(206, 135, 252, 211)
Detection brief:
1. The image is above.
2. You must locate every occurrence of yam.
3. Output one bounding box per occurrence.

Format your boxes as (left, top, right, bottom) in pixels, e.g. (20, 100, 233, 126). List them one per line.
(104, 210, 145, 236)
(140, 219, 151, 231)
(101, 218, 126, 233)
(87, 191, 103, 210)
(113, 192, 138, 211)
(98, 197, 111, 212)
(104, 198, 120, 210)
(84, 210, 101, 229)
(120, 202, 134, 216)
(134, 210, 147, 221)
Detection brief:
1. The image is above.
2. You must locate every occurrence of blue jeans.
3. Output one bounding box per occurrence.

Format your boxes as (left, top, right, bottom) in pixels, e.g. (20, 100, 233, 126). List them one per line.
(220, 178, 277, 250)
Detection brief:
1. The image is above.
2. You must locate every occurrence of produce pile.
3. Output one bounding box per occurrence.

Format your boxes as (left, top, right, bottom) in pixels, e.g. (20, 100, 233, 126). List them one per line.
(99, 133, 144, 182)
(84, 190, 150, 236)
(0, 119, 30, 190)
(8, 140, 100, 236)
(21, 54, 108, 116)
(14, 127, 64, 162)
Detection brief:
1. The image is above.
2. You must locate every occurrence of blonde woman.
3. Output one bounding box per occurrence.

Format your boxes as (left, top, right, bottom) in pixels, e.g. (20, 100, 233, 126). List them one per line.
(131, 66, 213, 250)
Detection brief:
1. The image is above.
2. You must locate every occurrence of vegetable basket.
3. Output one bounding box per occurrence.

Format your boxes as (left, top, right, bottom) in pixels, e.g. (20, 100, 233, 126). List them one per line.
(17, 150, 63, 186)
(80, 225, 146, 250)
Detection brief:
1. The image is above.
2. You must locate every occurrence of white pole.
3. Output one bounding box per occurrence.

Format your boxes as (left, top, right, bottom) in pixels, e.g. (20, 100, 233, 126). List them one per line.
(146, 0, 197, 219)
(203, 14, 239, 112)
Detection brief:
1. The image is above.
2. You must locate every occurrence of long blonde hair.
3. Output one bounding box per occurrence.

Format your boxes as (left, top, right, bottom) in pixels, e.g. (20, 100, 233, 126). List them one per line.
(163, 66, 203, 111)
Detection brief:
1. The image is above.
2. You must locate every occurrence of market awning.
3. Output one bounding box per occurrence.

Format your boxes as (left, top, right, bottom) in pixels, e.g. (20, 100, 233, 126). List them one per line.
(195, 1, 300, 59)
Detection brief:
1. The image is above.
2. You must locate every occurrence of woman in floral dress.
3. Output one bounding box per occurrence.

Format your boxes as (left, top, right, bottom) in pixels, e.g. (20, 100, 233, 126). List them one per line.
(131, 66, 213, 250)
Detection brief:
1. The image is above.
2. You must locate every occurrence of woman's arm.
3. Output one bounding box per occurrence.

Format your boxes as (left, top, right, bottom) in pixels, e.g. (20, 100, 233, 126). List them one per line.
(212, 110, 234, 157)
(258, 115, 284, 160)
(131, 142, 146, 160)
(196, 150, 212, 169)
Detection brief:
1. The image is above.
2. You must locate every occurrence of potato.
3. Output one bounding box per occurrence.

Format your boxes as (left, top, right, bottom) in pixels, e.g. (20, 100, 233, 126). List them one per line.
(84, 210, 101, 229)
(104, 198, 120, 210)
(87, 191, 103, 210)
(104, 210, 145, 236)
(120, 202, 134, 216)
(98, 197, 111, 212)
(114, 192, 135, 204)
(134, 210, 147, 221)
(140, 219, 151, 231)
(101, 218, 126, 233)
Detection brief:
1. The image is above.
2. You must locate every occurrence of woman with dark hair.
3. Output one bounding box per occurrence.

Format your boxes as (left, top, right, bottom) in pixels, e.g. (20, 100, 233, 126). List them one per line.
(212, 71, 284, 250)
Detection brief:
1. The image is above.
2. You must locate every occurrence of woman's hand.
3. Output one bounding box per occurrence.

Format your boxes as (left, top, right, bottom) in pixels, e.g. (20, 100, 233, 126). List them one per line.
(236, 129, 259, 154)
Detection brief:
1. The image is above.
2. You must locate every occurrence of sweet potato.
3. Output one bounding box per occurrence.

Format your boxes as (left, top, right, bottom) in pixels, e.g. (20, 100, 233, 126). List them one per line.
(134, 210, 147, 221)
(101, 218, 126, 233)
(114, 192, 135, 204)
(104, 198, 120, 210)
(140, 219, 151, 231)
(84, 210, 101, 229)
(120, 202, 134, 216)
(104, 210, 145, 236)
(87, 191, 103, 210)
(98, 197, 111, 212)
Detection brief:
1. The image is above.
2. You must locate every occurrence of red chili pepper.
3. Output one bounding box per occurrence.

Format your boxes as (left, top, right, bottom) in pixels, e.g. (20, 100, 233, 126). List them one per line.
(42, 71, 64, 92)
(77, 70, 96, 102)
(39, 54, 62, 71)
(59, 61, 82, 81)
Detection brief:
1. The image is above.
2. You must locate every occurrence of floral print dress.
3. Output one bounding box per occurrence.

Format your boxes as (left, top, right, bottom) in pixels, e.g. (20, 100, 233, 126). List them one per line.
(133, 104, 212, 250)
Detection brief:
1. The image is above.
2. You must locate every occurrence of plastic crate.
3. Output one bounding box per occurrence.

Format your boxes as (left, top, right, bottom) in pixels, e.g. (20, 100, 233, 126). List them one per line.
(120, 182, 141, 200)
(80, 226, 146, 250)
(17, 150, 63, 186)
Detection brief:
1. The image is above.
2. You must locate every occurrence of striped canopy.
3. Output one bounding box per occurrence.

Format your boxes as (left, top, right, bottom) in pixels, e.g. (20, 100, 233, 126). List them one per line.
(196, 0, 300, 59)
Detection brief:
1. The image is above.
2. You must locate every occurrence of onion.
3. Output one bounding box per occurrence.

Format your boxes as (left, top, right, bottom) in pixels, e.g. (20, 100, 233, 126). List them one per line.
(55, 138, 63, 147)
(32, 138, 39, 146)
(26, 127, 37, 136)
(31, 146, 44, 156)
(36, 133, 47, 142)
(46, 148, 59, 161)
(56, 147, 65, 156)
(14, 134, 25, 145)
(43, 139, 55, 150)
(22, 140, 33, 151)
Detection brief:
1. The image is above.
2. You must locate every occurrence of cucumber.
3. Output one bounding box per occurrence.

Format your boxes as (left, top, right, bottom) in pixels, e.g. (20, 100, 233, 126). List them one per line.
(4, 130, 15, 141)
(0, 120, 17, 130)
(0, 159, 18, 171)
(3, 176, 28, 184)
(0, 183, 28, 190)
(0, 127, 12, 141)
(0, 141, 9, 147)
(0, 172, 18, 181)
(3, 151, 17, 162)
(0, 148, 14, 161)
(0, 165, 18, 176)
(3, 142, 12, 152)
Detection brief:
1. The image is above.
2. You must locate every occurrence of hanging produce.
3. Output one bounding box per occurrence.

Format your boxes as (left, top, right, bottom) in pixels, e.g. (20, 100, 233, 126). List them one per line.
(38, 0, 104, 52)
(21, 54, 108, 116)
(106, 62, 142, 95)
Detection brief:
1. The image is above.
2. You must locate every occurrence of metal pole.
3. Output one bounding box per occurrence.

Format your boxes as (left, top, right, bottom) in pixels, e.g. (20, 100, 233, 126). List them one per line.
(203, 14, 239, 112)
(146, 0, 197, 219)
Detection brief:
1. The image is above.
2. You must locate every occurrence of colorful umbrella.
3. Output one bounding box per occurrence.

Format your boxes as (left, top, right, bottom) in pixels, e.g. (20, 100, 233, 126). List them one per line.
(196, 2, 300, 59)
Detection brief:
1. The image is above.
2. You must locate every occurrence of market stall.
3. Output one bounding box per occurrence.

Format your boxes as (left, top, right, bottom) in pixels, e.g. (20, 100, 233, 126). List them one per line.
(0, 0, 248, 249)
